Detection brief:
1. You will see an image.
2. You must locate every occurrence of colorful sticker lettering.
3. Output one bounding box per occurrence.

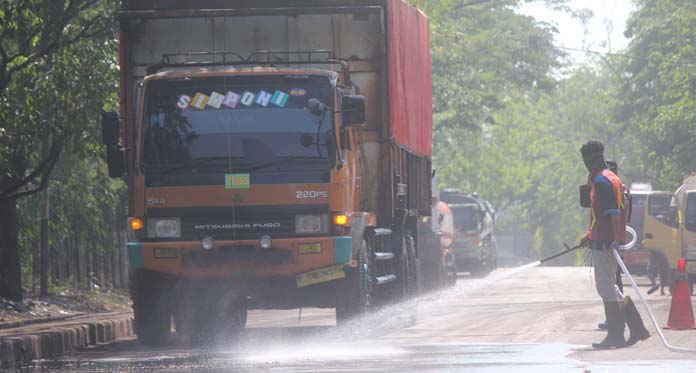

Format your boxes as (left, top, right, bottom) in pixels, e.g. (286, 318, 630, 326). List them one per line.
(271, 90, 289, 107)
(180, 90, 295, 110)
(240, 91, 255, 106)
(207, 91, 225, 109)
(223, 91, 241, 109)
(176, 94, 191, 110)
(191, 92, 210, 110)
(225, 174, 250, 190)
(289, 88, 307, 97)
(256, 90, 273, 107)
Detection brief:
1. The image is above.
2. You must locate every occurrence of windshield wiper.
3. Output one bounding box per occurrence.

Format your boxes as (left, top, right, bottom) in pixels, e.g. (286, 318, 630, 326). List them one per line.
(247, 156, 325, 172)
(144, 157, 240, 175)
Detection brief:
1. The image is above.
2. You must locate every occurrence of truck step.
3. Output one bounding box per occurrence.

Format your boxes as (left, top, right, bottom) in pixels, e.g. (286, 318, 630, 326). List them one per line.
(373, 228, 393, 237)
(374, 274, 397, 285)
(373, 252, 395, 261)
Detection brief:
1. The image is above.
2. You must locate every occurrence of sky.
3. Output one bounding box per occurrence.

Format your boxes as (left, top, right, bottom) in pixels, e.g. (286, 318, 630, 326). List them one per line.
(517, 0, 635, 64)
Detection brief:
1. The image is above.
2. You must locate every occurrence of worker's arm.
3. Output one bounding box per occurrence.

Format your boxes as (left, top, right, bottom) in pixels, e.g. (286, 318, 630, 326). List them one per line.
(608, 213, 621, 250)
(594, 174, 621, 250)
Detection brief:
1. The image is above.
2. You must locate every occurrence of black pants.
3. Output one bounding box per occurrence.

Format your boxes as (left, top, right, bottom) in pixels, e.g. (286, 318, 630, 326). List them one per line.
(615, 265, 623, 293)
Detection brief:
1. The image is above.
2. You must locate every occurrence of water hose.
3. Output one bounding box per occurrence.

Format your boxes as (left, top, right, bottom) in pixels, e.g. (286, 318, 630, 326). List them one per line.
(612, 248, 696, 352)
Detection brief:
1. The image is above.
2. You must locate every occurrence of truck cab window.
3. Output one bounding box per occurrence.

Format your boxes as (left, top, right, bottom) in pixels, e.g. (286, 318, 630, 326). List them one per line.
(649, 194, 679, 228)
(685, 193, 696, 232)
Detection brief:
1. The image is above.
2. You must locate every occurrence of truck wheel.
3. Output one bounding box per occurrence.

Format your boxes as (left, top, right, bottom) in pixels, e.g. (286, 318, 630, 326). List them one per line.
(405, 233, 419, 297)
(132, 270, 172, 346)
(488, 247, 498, 271)
(403, 231, 419, 326)
(443, 252, 457, 287)
(336, 239, 372, 324)
(394, 233, 416, 300)
(470, 257, 489, 277)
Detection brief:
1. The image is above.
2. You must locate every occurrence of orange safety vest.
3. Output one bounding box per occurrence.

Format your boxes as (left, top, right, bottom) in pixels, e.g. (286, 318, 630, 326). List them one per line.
(588, 168, 627, 242)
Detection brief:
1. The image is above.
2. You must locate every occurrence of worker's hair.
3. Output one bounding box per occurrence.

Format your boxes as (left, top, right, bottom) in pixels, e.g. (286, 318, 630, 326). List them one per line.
(580, 140, 604, 158)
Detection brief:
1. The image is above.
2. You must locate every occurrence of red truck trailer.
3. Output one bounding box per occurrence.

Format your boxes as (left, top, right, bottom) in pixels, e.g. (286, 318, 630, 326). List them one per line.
(102, 0, 436, 344)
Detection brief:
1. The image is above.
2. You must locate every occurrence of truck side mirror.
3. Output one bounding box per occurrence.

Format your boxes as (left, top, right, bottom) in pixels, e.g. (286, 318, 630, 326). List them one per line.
(101, 111, 120, 146)
(106, 147, 126, 178)
(101, 111, 125, 178)
(342, 95, 366, 127)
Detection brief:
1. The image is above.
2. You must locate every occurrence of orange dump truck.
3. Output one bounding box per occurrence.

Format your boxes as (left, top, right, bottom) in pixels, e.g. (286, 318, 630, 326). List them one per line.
(101, 0, 437, 344)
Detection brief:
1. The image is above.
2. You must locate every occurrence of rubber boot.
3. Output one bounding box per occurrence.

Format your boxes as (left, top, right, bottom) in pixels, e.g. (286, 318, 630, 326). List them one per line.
(616, 266, 624, 293)
(598, 302, 609, 330)
(624, 296, 650, 346)
(592, 301, 626, 349)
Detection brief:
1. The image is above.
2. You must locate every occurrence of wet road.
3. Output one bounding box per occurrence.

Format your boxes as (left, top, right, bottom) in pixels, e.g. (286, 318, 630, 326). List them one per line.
(27, 265, 696, 372)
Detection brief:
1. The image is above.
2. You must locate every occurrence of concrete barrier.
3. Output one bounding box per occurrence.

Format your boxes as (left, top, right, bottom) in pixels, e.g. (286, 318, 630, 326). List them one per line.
(0, 315, 134, 369)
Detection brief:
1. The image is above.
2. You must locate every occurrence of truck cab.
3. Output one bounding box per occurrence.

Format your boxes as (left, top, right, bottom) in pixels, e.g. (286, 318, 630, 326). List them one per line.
(678, 188, 696, 287)
(642, 191, 681, 270)
(441, 190, 496, 275)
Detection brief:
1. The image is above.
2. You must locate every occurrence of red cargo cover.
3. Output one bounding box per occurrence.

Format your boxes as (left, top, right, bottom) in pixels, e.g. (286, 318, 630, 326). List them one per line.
(387, 0, 433, 157)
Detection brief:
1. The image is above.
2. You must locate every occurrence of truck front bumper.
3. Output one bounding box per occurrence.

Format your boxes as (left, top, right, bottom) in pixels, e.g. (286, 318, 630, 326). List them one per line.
(127, 236, 352, 279)
(453, 245, 481, 261)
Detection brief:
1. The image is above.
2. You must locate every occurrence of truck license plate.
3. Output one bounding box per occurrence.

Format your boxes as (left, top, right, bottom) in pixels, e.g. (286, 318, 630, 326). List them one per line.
(296, 265, 345, 288)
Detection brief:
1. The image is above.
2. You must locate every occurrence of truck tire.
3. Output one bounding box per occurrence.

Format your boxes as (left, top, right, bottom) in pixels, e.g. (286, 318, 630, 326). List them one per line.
(132, 270, 172, 346)
(405, 233, 419, 297)
(336, 239, 371, 324)
(393, 231, 418, 302)
(442, 252, 457, 287)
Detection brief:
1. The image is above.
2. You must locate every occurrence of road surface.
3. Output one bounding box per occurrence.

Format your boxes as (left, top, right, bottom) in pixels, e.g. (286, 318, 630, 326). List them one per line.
(26, 265, 696, 372)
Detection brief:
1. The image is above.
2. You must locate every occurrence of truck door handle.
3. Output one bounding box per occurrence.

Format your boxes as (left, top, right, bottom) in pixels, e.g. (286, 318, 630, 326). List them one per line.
(645, 233, 653, 239)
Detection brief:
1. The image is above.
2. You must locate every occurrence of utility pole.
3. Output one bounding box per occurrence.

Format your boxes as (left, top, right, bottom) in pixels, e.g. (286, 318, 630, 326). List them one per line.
(40, 134, 50, 297)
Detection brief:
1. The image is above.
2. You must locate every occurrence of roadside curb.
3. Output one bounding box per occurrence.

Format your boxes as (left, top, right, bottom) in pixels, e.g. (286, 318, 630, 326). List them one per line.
(0, 315, 134, 369)
(0, 313, 87, 330)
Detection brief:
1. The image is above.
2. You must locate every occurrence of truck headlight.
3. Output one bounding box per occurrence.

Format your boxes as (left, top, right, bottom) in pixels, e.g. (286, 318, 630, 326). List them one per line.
(147, 218, 181, 238)
(295, 214, 329, 234)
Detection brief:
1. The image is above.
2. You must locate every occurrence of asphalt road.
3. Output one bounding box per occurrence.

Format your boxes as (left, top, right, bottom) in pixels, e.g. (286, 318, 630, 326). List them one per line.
(26, 264, 696, 372)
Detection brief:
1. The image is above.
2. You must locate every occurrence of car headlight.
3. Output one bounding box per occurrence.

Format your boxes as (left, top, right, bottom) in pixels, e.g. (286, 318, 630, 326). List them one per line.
(295, 214, 329, 234)
(147, 218, 181, 238)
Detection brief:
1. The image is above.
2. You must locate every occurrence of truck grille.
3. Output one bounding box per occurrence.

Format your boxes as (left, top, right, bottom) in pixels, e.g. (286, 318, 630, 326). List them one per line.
(147, 205, 329, 241)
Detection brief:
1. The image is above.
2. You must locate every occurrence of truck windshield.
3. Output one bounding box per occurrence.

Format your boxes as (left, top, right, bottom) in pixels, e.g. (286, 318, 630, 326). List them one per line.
(452, 205, 479, 232)
(141, 75, 333, 172)
(686, 193, 696, 232)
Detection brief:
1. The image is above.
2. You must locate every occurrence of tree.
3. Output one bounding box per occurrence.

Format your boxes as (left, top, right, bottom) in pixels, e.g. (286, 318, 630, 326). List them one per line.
(618, 0, 696, 187)
(0, 0, 116, 300)
(427, 0, 562, 196)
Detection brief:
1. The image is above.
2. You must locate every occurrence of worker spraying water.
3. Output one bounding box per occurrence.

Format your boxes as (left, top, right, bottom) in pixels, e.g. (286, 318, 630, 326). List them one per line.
(577, 140, 651, 349)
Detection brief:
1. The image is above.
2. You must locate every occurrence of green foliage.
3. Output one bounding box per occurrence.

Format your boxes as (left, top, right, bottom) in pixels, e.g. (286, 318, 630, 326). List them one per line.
(0, 0, 123, 293)
(428, 1, 562, 194)
(424, 0, 696, 258)
(619, 0, 696, 187)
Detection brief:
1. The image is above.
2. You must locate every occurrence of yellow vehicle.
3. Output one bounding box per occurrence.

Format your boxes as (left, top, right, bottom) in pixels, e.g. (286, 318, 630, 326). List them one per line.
(642, 191, 680, 270)
(676, 183, 696, 286)
(642, 185, 696, 291)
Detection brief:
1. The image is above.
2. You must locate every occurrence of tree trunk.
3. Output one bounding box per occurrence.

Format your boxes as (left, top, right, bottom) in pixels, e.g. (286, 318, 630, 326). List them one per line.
(0, 197, 22, 301)
(74, 235, 82, 288)
(86, 250, 92, 290)
(39, 135, 50, 297)
(64, 238, 71, 282)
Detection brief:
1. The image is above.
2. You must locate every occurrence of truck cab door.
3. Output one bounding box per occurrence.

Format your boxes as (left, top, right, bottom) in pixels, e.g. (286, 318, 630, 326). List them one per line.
(682, 191, 696, 274)
(643, 192, 681, 268)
